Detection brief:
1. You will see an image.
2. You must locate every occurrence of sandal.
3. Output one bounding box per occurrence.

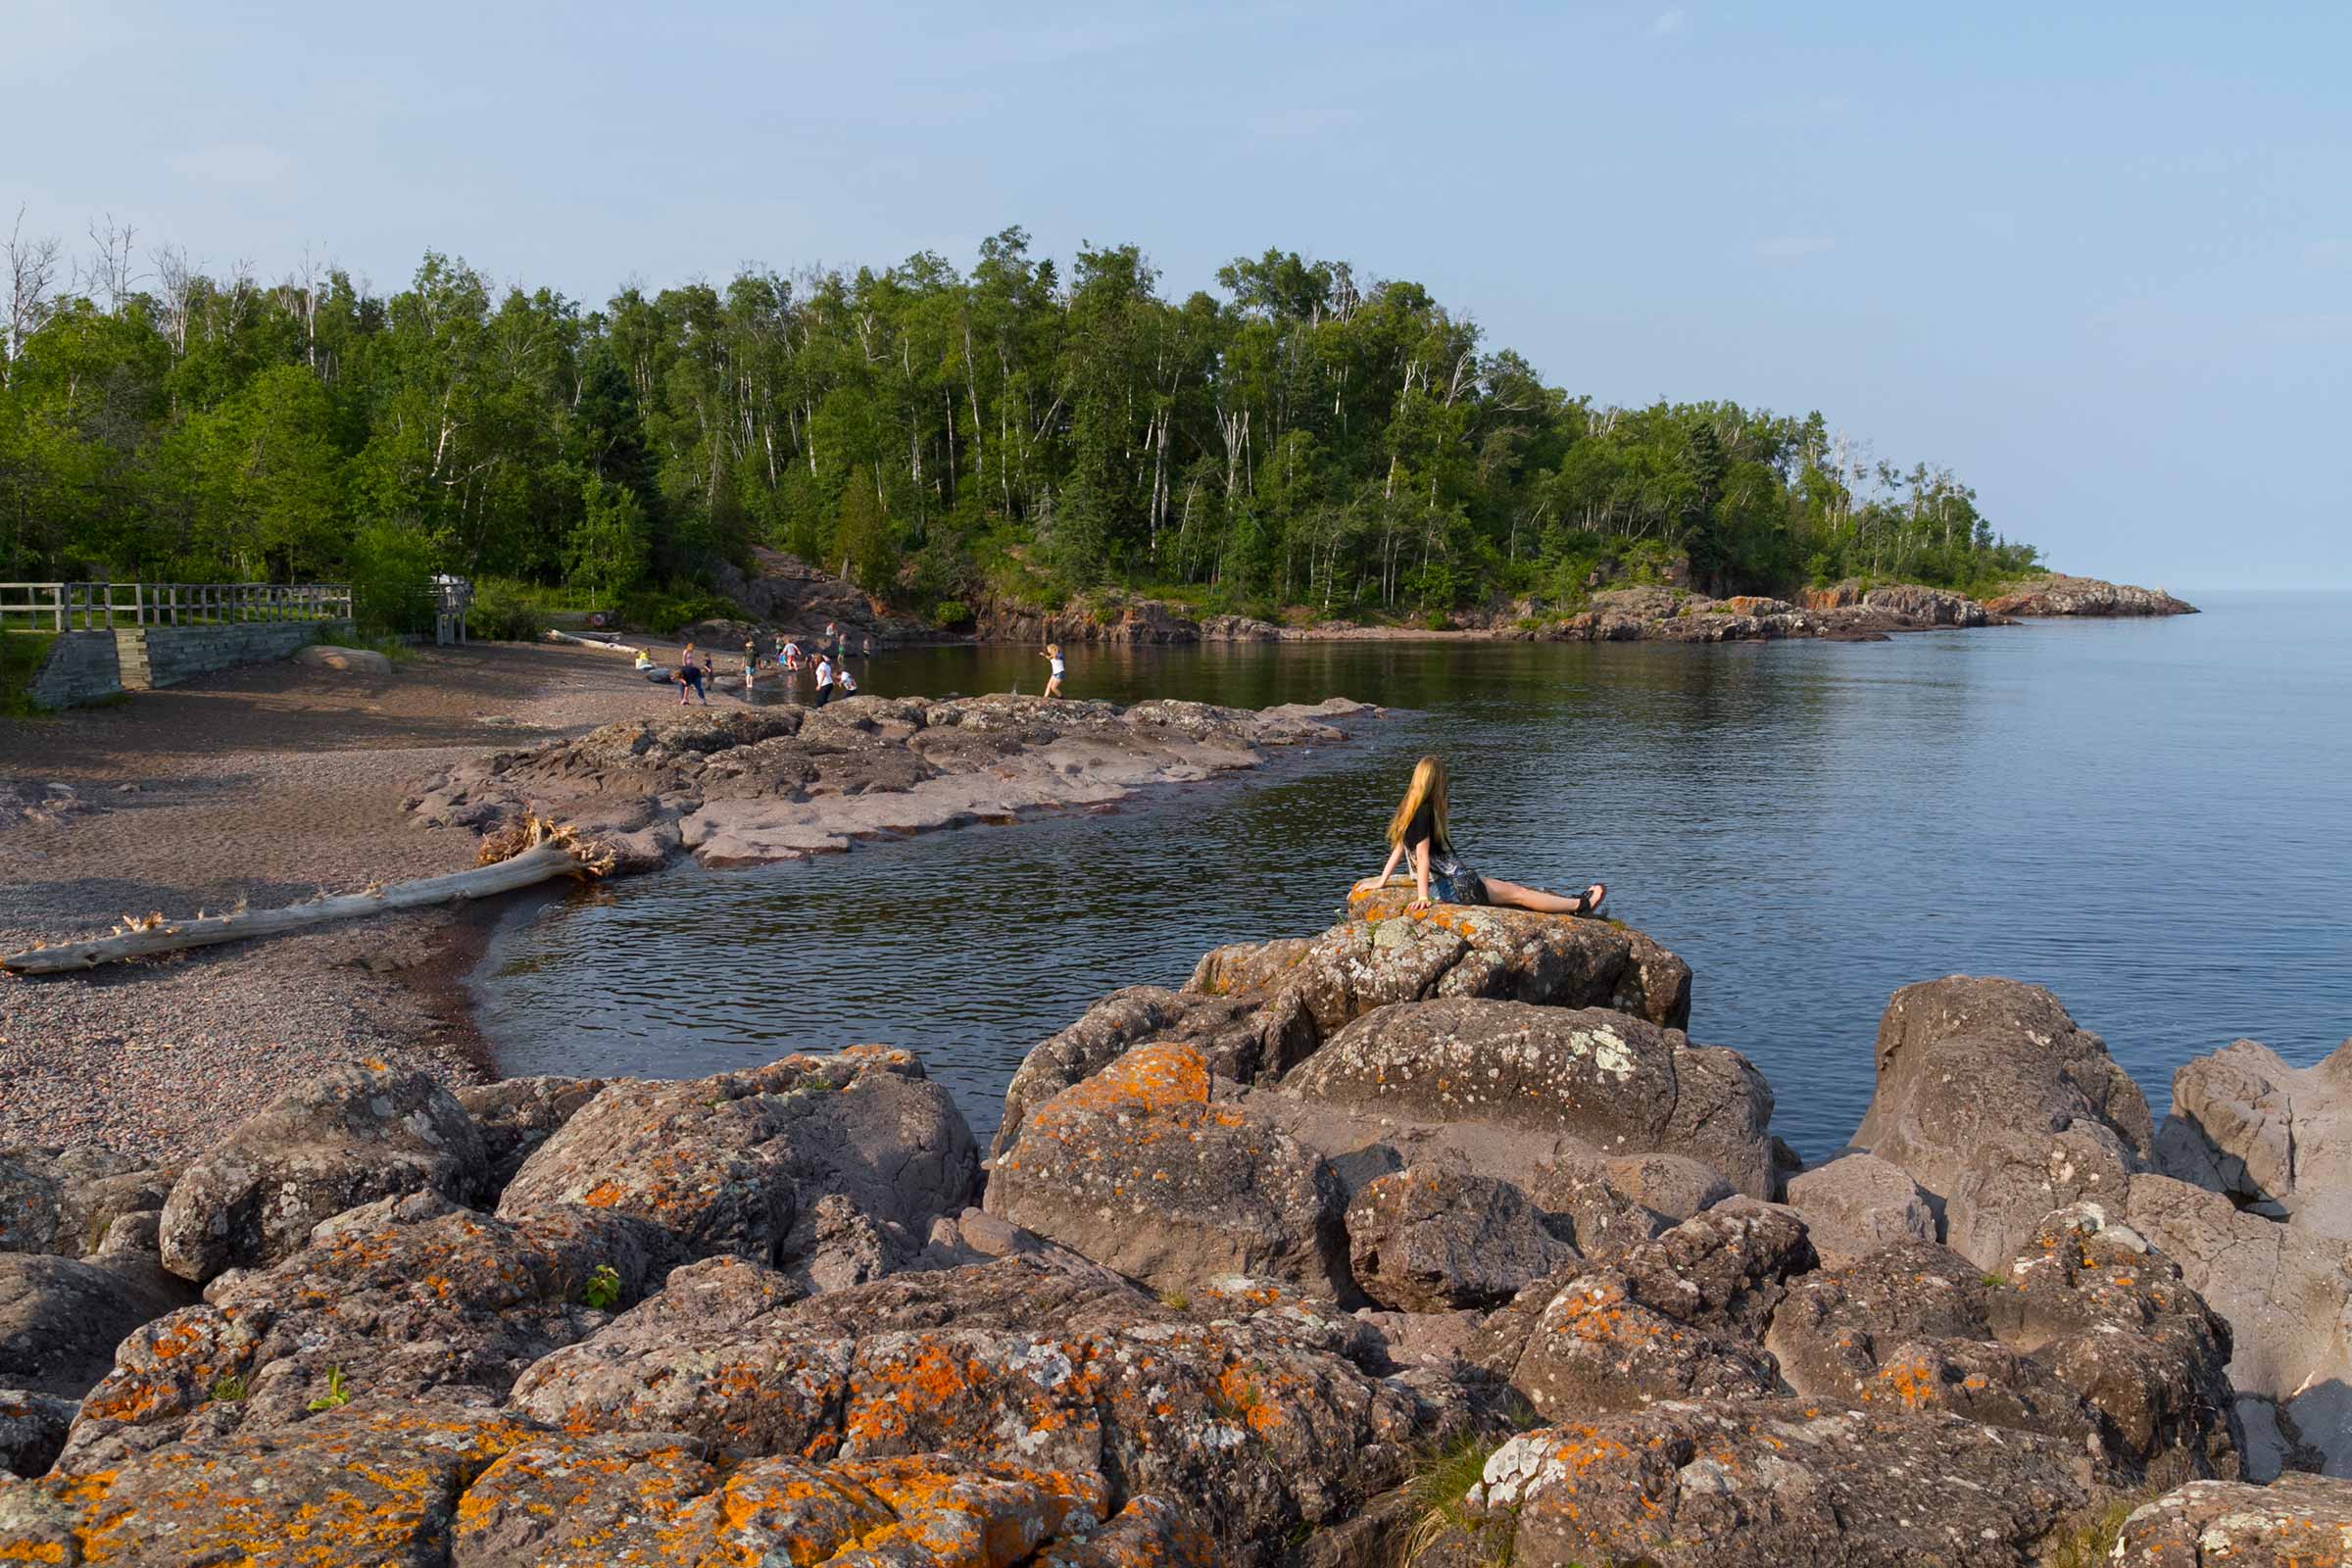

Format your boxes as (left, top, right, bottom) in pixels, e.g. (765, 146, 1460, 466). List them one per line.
(1572, 882, 1606, 916)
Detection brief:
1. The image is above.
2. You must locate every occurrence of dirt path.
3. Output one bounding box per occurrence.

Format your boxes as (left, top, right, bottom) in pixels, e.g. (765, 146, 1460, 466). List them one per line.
(0, 641, 700, 1163)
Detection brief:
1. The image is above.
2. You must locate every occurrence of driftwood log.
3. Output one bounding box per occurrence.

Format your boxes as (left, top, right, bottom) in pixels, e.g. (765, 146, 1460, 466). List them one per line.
(544, 628, 645, 656)
(1, 817, 613, 976)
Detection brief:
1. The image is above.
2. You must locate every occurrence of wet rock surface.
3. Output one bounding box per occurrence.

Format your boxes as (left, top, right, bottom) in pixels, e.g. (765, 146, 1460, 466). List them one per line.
(405, 693, 1379, 869)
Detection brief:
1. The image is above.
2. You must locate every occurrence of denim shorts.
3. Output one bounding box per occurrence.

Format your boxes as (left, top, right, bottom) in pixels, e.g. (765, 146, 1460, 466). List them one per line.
(1430, 868, 1488, 906)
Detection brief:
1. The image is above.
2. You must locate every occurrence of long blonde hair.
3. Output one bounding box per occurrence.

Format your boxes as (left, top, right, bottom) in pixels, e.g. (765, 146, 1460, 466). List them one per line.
(1386, 756, 1451, 851)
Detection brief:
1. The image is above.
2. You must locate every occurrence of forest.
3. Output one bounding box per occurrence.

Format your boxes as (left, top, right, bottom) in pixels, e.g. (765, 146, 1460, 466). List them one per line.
(0, 216, 2039, 631)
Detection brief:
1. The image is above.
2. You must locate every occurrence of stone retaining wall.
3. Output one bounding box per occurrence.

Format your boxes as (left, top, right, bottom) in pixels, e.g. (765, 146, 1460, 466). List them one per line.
(24, 619, 351, 710)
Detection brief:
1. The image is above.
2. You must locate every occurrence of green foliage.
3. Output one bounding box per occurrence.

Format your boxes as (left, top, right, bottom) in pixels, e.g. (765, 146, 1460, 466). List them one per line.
(0, 222, 2041, 619)
(305, 1363, 352, 1411)
(932, 599, 973, 630)
(208, 1373, 248, 1403)
(581, 1262, 622, 1311)
(2043, 1495, 2145, 1568)
(466, 578, 549, 642)
(1403, 1433, 1518, 1567)
(616, 582, 737, 635)
(1, 632, 57, 719)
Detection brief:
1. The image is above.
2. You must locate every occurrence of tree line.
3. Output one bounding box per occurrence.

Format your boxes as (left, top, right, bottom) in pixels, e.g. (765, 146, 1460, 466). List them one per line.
(0, 213, 2038, 628)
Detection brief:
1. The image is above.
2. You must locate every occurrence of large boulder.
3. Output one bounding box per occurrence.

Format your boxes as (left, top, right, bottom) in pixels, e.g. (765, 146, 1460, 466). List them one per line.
(1848, 977, 2154, 1268)
(1786, 1152, 1936, 1266)
(1436, 1399, 2110, 1568)
(985, 1043, 1350, 1298)
(497, 1046, 978, 1288)
(1284, 998, 1775, 1200)
(61, 1191, 661, 1467)
(1345, 1168, 1575, 1312)
(2156, 1037, 2352, 1240)
(157, 1058, 489, 1283)
(0, 1249, 189, 1398)
(1494, 1205, 1814, 1419)
(2124, 1173, 2352, 1477)
(509, 1251, 1478, 1566)
(2111, 1473, 2352, 1566)
(0, 1145, 171, 1259)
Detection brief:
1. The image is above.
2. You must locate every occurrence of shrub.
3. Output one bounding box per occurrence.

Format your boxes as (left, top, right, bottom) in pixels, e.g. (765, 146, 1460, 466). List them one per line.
(581, 1262, 622, 1311)
(466, 580, 548, 642)
(208, 1373, 248, 1403)
(616, 584, 739, 636)
(305, 1363, 352, 1411)
(1, 632, 58, 719)
(1423, 610, 1449, 631)
(932, 599, 973, 631)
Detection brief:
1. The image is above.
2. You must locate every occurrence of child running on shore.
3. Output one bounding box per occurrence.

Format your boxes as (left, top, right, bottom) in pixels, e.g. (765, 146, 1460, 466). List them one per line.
(1042, 643, 1065, 699)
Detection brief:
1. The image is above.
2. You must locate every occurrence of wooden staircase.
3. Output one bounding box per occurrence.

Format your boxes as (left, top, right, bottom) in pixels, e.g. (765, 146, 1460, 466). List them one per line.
(112, 629, 152, 691)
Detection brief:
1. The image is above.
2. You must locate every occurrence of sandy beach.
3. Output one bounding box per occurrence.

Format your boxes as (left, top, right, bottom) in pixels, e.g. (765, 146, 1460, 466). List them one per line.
(0, 641, 709, 1163)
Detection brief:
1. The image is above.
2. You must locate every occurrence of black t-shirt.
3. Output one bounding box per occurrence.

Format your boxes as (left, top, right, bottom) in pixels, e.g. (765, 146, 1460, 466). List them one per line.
(1402, 802, 1450, 856)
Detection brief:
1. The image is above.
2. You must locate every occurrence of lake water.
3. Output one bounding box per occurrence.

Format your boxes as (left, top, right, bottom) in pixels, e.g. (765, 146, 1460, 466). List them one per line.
(474, 592, 2352, 1160)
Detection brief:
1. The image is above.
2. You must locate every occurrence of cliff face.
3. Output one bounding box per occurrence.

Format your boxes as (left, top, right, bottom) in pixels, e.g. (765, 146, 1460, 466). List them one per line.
(1984, 572, 2199, 616)
(7, 886, 2344, 1563)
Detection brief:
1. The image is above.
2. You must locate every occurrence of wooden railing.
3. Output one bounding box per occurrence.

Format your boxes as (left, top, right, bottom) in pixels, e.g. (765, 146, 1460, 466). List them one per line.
(0, 582, 355, 632)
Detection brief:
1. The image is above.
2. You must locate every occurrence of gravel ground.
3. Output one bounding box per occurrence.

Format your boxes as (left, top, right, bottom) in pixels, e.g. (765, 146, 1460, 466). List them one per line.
(0, 639, 702, 1164)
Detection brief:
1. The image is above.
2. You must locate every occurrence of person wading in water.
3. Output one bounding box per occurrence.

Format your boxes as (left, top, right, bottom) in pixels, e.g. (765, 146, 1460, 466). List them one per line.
(1353, 755, 1605, 915)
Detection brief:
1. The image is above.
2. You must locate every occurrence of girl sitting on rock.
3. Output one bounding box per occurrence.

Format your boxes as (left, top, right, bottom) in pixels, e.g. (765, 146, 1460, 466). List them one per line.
(1354, 755, 1605, 915)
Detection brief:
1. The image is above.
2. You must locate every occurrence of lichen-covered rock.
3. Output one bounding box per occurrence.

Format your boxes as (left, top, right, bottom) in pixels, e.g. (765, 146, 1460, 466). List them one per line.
(0, 1248, 191, 1398)
(1440, 1399, 2106, 1568)
(1285, 998, 1774, 1199)
(157, 1058, 489, 1283)
(1496, 1205, 1815, 1418)
(456, 1074, 610, 1192)
(3, 1394, 539, 1564)
(986, 1043, 1350, 1298)
(1524, 1157, 1672, 1260)
(510, 1252, 1473, 1565)
(1345, 1168, 1574, 1312)
(1786, 1152, 1936, 1265)
(2001, 1203, 2241, 1484)
(1849, 976, 2154, 1268)
(0, 1390, 73, 1478)
(498, 1047, 977, 1285)
(0, 1144, 171, 1259)
(1333, 893, 1692, 1030)
(1765, 1240, 2099, 1449)
(2156, 1036, 2352, 1241)
(993, 986, 1298, 1157)
(2111, 1472, 2352, 1566)
(62, 1190, 660, 1466)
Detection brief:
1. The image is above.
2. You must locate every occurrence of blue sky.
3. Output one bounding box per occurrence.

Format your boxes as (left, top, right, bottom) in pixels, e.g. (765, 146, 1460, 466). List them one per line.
(6, 2, 2344, 590)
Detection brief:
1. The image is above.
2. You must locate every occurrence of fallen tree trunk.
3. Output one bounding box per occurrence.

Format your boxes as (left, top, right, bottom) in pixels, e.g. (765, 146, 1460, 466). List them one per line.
(2, 819, 614, 976)
(544, 628, 645, 656)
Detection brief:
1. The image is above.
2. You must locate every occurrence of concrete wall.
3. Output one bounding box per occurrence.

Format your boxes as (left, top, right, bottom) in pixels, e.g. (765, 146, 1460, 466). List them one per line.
(24, 619, 352, 710)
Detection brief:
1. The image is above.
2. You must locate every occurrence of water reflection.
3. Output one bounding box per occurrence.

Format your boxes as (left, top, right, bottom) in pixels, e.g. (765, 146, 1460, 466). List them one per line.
(477, 595, 2352, 1159)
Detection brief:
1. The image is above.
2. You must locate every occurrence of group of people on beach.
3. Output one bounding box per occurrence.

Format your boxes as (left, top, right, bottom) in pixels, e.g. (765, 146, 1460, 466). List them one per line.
(662, 619, 868, 708)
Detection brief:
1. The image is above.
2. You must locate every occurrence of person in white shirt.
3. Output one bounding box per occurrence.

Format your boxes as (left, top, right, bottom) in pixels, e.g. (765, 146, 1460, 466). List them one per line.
(1042, 642, 1065, 699)
(814, 655, 835, 707)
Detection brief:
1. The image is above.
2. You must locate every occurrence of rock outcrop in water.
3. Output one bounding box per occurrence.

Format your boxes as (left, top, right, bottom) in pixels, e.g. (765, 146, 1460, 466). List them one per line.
(4, 896, 2345, 1565)
(1984, 572, 2199, 616)
(403, 693, 1377, 870)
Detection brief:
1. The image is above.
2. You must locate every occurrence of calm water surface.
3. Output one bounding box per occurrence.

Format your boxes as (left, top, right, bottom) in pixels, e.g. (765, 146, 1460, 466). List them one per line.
(476, 592, 2352, 1159)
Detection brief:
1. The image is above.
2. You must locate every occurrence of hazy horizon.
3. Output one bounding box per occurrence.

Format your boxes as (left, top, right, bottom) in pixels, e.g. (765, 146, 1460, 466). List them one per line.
(7, 1, 2342, 592)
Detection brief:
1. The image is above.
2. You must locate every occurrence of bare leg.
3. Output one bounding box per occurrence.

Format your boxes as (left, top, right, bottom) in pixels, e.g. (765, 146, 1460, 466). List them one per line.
(1482, 877, 1605, 915)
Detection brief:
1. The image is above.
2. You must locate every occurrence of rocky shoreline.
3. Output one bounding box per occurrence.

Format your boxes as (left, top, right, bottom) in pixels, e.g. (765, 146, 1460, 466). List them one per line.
(952, 572, 2197, 650)
(404, 693, 1382, 871)
(5, 882, 2344, 1565)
